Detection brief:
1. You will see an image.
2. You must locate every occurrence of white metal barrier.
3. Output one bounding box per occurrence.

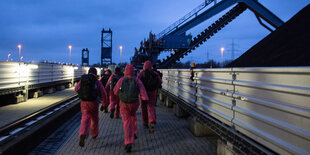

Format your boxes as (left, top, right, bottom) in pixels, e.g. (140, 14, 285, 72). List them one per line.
(160, 67, 310, 155)
(0, 61, 102, 95)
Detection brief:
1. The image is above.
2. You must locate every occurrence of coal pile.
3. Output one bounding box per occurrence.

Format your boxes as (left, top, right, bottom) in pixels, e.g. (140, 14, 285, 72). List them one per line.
(228, 4, 310, 67)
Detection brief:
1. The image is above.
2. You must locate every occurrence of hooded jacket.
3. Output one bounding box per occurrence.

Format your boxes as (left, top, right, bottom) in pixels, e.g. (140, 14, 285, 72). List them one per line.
(113, 64, 149, 102)
(138, 60, 162, 92)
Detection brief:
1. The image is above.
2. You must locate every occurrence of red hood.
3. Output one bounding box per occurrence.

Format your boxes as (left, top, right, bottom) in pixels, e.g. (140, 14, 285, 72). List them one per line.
(143, 60, 152, 71)
(124, 64, 134, 77)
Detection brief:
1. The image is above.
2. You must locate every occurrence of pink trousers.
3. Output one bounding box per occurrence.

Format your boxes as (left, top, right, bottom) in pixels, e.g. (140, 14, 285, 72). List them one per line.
(120, 102, 139, 145)
(141, 91, 157, 125)
(79, 101, 99, 138)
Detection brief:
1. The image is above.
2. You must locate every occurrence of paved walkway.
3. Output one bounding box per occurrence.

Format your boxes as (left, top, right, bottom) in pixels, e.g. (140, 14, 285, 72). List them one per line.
(51, 100, 217, 155)
(0, 88, 76, 127)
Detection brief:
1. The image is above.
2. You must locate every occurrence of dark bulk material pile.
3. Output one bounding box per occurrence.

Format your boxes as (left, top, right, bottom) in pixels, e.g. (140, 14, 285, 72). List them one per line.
(228, 4, 310, 67)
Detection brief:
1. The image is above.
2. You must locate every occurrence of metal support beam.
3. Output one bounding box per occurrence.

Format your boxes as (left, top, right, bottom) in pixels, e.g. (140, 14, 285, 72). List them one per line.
(169, 0, 238, 37)
(167, 0, 283, 37)
(240, 0, 284, 28)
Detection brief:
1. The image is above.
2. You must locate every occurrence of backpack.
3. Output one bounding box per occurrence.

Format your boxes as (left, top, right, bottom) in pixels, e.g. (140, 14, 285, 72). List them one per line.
(110, 74, 121, 90)
(119, 77, 139, 103)
(153, 69, 163, 78)
(141, 70, 158, 91)
(78, 74, 98, 101)
(100, 74, 111, 87)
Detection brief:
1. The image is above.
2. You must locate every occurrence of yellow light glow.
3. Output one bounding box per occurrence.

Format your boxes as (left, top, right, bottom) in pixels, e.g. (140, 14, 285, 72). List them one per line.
(120, 46, 123, 50)
(18, 45, 22, 49)
(68, 45, 72, 49)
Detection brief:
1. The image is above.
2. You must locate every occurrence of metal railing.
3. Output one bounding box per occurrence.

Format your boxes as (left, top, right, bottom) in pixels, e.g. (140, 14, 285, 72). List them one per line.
(159, 67, 310, 155)
(0, 61, 102, 95)
(156, 0, 219, 39)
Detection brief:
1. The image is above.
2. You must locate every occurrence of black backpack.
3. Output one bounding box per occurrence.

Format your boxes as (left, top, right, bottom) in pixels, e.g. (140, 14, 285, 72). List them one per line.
(78, 74, 98, 101)
(100, 74, 111, 87)
(119, 77, 139, 103)
(110, 74, 121, 90)
(141, 70, 158, 91)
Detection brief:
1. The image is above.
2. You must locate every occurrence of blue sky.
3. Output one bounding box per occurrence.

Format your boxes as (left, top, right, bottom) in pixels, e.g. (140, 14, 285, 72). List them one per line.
(0, 0, 309, 65)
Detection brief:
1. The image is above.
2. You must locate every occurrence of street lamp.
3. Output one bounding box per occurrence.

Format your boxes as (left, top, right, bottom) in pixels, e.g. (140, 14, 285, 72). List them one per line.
(120, 46, 123, 65)
(7, 53, 11, 61)
(18, 44, 22, 62)
(68, 45, 72, 64)
(221, 47, 224, 67)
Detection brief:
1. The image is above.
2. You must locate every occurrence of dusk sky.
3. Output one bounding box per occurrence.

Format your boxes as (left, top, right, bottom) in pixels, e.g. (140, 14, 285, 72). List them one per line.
(0, 0, 309, 65)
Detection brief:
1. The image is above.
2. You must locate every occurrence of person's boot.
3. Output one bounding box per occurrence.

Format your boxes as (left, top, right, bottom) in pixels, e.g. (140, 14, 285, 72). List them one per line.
(92, 136, 97, 139)
(143, 124, 149, 129)
(134, 134, 138, 139)
(79, 135, 86, 147)
(125, 144, 132, 153)
(149, 122, 155, 133)
(110, 109, 115, 118)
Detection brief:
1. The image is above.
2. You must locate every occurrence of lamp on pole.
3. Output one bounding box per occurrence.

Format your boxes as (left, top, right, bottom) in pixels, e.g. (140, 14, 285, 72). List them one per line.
(18, 44, 22, 62)
(68, 45, 72, 64)
(221, 47, 224, 67)
(7, 53, 11, 61)
(120, 46, 123, 65)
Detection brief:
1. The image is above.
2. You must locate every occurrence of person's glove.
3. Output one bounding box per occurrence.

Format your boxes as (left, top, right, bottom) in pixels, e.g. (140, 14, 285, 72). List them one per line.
(142, 100, 148, 104)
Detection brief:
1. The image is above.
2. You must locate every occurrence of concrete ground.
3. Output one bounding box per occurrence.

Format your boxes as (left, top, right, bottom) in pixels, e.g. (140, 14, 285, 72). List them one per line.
(0, 88, 76, 127)
(32, 100, 217, 155)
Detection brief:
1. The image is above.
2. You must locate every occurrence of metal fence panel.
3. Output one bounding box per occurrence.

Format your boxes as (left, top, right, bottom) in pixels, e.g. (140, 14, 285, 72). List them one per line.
(0, 62, 92, 95)
(159, 67, 310, 155)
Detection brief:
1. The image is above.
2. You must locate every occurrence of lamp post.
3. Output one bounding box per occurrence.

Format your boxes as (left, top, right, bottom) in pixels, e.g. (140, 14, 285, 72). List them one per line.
(18, 44, 22, 62)
(68, 45, 72, 64)
(120, 46, 123, 65)
(221, 47, 224, 67)
(7, 53, 11, 61)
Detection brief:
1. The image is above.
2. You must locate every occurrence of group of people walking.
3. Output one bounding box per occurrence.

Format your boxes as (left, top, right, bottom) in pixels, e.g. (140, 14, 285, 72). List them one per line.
(75, 60, 162, 153)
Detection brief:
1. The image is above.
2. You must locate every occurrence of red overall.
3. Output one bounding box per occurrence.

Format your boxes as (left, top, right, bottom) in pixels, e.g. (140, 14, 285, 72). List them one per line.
(105, 73, 121, 118)
(113, 64, 149, 145)
(75, 73, 108, 139)
(138, 61, 162, 125)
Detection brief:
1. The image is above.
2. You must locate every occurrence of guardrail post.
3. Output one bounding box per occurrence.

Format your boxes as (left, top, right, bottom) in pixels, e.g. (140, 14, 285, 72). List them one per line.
(164, 97, 174, 108)
(159, 91, 165, 102)
(231, 70, 237, 129)
(24, 74, 29, 101)
(71, 66, 74, 87)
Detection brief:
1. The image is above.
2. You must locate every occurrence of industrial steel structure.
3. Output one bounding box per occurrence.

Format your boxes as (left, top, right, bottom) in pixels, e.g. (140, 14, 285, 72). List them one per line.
(131, 0, 284, 68)
(81, 48, 89, 66)
(101, 28, 112, 66)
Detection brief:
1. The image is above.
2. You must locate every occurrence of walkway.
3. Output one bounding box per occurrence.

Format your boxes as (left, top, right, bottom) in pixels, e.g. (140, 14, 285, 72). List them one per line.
(34, 100, 217, 155)
(0, 88, 76, 127)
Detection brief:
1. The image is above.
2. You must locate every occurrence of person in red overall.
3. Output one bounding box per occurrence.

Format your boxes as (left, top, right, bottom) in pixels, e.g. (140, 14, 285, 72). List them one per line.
(105, 66, 122, 119)
(113, 64, 149, 153)
(75, 67, 108, 147)
(100, 70, 112, 113)
(138, 60, 162, 133)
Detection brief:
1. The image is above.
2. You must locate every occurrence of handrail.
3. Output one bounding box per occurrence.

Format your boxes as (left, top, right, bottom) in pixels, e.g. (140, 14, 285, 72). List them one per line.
(156, 0, 218, 39)
(159, 67, 310, 155)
